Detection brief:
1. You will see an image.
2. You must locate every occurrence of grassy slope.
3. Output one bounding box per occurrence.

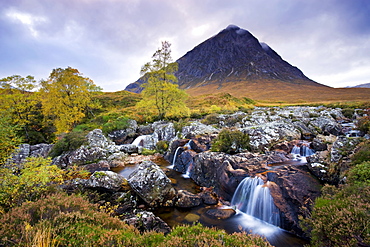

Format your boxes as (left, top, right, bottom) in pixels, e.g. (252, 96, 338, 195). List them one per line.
(184, 79, 370, 104)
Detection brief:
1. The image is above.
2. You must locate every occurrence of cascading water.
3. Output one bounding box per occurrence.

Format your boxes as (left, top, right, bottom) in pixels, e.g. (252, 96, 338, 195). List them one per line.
(231, 177, 280, 226)
(132, 135, 151, 147)
(291, 145, 314, 157)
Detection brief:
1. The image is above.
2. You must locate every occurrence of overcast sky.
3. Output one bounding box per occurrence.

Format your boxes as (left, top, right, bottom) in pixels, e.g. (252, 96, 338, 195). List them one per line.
(1, 0, 369, 91)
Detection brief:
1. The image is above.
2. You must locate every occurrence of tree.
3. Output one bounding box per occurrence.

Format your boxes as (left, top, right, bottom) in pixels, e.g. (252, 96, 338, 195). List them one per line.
(39, 67, 102, 134)
(136, 41, 189, 120)
(0, 75, 41, 142)
(0, 115, 22, 166)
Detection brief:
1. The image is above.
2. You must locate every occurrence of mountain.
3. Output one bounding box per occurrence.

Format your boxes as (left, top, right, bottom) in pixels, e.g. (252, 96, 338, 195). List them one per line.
(350, 82, 370, 88)
(125, 25, 370, 103)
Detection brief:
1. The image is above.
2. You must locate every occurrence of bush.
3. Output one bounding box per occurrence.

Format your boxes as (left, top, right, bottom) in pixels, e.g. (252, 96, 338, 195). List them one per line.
(211, 128, 250, 154)
(102, 116, 130, 134)
(49, 131, 88, 158)
(347, 161, 370, 186)
(201, 113, 220, 125)
(342, 108, 355, 119)
(351, 140, 370, 165)
(0, 157, 64, 212)
(300, 185, 370, 247)
(156, 140, 169, 154)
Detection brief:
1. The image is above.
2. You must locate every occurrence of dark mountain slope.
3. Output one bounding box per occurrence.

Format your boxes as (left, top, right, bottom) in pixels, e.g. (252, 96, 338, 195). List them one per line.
(125, 25, 326, 94)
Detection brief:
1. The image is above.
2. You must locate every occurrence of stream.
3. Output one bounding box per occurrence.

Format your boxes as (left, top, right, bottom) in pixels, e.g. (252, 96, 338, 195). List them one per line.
(114, 156, 309, 247)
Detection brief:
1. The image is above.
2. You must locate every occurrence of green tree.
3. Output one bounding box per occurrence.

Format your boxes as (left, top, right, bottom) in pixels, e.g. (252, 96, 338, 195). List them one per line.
(0, 115, 22, 166)
(136, 41, 189, 120)
(0, 75, 42, 142)
(40, 67, 102, 134)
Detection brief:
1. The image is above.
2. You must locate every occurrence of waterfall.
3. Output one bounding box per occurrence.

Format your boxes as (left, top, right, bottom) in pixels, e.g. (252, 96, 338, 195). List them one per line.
(168, 146, 182, 169)
(291, 144, 314, 157)
(132, 135, 150, 147)
(182, 162, 193, 178)
(231, 177, 280, 226)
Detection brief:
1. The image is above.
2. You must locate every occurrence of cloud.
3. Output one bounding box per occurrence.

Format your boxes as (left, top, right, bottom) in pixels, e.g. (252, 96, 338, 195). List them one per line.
(0, 0, 369, 91)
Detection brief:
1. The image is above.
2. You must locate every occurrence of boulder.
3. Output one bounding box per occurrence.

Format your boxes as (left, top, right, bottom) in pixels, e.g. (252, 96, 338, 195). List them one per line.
(175, 190, 202, 208)
(205, 208, 236, 220)
(82, 160, 110, 173)
(119, 144, 139, 154)
(181, 121, 219, 138)
(124, 211, 171, 234)
(267, 165, 321, 236)
(82, 171, 125, 192)
(310, 116, 343, 136)
(108, 119, 138, 145)
(199, 188, 219, 205)
(127, 161, 176, 207)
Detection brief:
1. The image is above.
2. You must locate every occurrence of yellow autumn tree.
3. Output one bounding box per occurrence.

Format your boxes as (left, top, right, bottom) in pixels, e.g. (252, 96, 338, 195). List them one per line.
(136, 41, 189, 120)
(40, 67, 102, 134)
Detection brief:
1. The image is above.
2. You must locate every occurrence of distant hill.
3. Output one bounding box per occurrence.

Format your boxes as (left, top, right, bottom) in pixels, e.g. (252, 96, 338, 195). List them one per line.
(349, 82, 370, 88)
(125, 25, 370, 103)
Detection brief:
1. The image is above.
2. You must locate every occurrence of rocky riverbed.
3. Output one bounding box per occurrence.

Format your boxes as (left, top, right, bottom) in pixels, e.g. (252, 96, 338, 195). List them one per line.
(10, 106, 367, 242)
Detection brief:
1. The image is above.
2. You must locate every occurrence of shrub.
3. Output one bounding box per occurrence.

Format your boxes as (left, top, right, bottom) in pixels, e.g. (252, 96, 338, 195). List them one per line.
(347, 161, 370, 186)
(201, 113, 220, 125)
(49, 131, 88, 158)
(211, 128, 250, 154)
(351, 140, 370, 165)
(342, 108, 355, 119)
(0, 157, 64, 212)
(156, 140, 169, 154)
(102, 116, 130, 134)
(357, 115, 370, 135)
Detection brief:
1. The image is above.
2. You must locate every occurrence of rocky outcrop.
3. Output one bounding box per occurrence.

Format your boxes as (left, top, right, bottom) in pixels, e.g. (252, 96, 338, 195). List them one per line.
(188, 151, 289, 200)
(127, 161, 176, 207)
(10, 143, 53, 165)
(267, 165, 322, 236)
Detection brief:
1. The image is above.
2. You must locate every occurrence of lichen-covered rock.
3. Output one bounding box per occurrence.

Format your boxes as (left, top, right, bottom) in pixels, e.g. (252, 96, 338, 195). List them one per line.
(108, 119, 138, 145)
(82, 160, 110, 173)
(175, 190, 202, 208)
(181, 121, 219, 138)
(310, 116, 343, 136)
(127, 161, 175, 207)
(82, 171, 125, 192)
(124, 211, 171, 234)
(152, 121, 176, 143)
(119, 144, 139, 154)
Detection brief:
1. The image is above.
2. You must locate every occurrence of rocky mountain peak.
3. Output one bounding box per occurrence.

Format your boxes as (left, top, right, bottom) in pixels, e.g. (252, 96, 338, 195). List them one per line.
(125, 25, 318, 94)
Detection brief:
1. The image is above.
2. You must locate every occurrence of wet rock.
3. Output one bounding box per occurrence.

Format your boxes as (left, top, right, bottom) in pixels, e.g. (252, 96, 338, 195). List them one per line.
(200, 188, 219, 205)
(127, 160, 176, 207)
(205, 208, 236, 220)
(82, 171, 125, 192)
(173, 149, 197, 174)
(267, 165, 321, 236)
(175, 190, 202, 208)
(124, 211, 171, 234)
(184, 213, 200, 223)
(107, 152, 127, 168)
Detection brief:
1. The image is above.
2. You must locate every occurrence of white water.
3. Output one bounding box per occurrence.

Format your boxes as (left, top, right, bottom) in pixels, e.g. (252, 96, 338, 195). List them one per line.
(231, 177, 280, 226)
(168, 146, 182, 169)
(132, 135, 151, 147)
(182, 162, 193, 179)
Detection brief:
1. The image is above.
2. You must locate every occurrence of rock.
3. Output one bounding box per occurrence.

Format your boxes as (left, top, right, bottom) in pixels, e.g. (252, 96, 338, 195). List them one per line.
(184, 213, 200, 222)
(200, 188, 219, 205)
(205, 208, 236, 220)
(119, 144, 139, 154)
(107, 152, 127, 168)
(267, 165, 321, 236)
(30, 144, 53, 158)
(108, 119, 138, 145)
(181, 121, 219, 138)
(173, 149, 197, 174)
(127, 161, 176, 207)
(175, 190, 202, 208)
(82, 160, 110, 173)
(9, 143, 53, 165)
(242, 121, 301, 152)
(310, 116, 343, 136)
(124, 211, 171, 234)
(152, 121, 176, 143)
(82, 171, 125, 192)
